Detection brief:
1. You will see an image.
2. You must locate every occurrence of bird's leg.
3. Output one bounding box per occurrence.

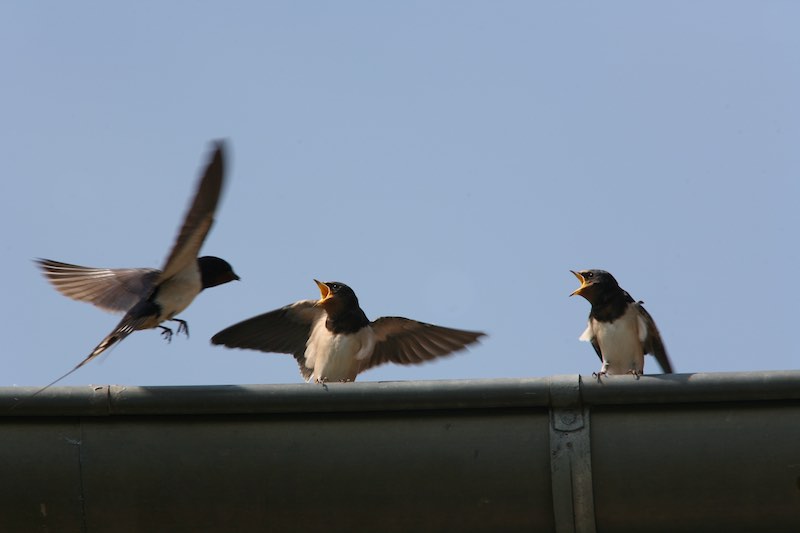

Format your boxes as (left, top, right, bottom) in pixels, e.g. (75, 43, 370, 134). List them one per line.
(158, 325, 174, 343)
(171, 318, 190, 338)
(592, 361, 610, 382)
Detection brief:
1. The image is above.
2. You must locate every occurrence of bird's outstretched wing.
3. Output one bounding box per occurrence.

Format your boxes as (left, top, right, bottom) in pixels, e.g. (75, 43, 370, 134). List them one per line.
(363, 317, 485, 372)
(159, 141, 226, 282)
(36, 259, 160, 313)
(211, 300, 322, 380)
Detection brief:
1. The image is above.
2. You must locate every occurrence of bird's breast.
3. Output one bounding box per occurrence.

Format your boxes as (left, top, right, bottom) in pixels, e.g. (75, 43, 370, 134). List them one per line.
(153, 265, 202, 321)
(591, 305, 646, 374)
(305, 320, 376, 382)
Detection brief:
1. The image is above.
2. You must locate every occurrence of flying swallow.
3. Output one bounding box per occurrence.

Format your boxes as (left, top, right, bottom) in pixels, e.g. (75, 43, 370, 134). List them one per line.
(211, 280, 485, 383)
(34, 141, 239, 390)
(570, 269, 673, 378)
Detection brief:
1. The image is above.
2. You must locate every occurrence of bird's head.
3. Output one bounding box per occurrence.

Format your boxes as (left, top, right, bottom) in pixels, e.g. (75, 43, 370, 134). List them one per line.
(198, 256, 240, 289)
(569, 269, 619, 304)
(314, 280, 359, 313)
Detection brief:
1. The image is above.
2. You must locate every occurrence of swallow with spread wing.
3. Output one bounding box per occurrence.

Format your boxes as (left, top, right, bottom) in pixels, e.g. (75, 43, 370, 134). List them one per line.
(211, 280, 484, 383)
(34, 141, 239, 391)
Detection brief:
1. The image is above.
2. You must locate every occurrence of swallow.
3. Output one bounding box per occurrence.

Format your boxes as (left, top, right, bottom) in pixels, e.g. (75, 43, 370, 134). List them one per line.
(34, 141, 239, 390)
(570, 269, 673, 378)
(211, 280, 485, 383)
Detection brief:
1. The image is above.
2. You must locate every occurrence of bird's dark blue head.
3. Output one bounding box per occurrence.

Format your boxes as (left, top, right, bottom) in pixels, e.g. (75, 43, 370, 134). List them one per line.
(313, 280, 368, 332)
(570, 269, 621, 303)
(198, 256, 240, 289)
(314, 280, 359, 308)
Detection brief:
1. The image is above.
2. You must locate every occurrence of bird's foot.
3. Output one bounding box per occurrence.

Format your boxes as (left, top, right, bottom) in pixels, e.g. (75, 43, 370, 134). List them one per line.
(172, 318, 190, 338)
(627, 369, 643, 380)
(159, 326, 174, 343)
(592, 371, 607, 382)
(593, 363, 610, 382)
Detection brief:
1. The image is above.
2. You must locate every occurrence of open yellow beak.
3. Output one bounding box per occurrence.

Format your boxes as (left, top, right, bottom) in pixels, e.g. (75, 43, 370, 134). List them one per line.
(570, 270, 587, 297)
(314, 279, 332, 303)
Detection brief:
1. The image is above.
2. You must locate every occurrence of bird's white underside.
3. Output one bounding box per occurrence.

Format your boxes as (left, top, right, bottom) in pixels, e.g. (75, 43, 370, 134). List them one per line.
(152, 263, 202, 322)
(580, 305, 647, 375)
(304, 317, 376, 382)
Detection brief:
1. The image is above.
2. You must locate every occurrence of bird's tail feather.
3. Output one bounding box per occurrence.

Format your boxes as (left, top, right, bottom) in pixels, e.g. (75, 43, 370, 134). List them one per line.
(10, 317, 144, 410)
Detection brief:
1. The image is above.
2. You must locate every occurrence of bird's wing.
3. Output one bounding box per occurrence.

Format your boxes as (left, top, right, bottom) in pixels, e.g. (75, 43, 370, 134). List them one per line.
(159, 141, 225, 282)
(579, 319, 603, 362)
(210, 300, 322, 379)
(36, 259, 160, 313)
(636, 302, 673, 373)
(361, 317, 485, 372)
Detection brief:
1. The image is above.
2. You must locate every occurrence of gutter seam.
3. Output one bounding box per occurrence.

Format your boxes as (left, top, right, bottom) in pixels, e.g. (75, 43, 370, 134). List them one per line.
(549, 375, 596, 533)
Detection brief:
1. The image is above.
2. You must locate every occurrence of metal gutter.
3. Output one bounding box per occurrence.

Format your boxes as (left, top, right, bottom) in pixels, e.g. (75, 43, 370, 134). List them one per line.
(2, 371, 800, 532)
(6, 370, 800, 416)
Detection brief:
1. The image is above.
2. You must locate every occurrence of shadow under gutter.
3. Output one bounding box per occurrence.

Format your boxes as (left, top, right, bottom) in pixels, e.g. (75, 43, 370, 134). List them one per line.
(1, 371, 800, 533)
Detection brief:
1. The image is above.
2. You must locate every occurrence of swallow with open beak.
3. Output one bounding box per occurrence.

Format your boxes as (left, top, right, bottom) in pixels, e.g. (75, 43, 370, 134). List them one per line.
(34, 141, 239, 390)
(211, 280, 485, 383)
(570, 269, 673, 378)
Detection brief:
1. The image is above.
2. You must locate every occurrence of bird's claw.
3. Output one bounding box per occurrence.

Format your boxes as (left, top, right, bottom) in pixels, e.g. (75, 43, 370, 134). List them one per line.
(159, 326, 174, 343)
(593, 363, 610, 382)
(173, 319, 190, 338)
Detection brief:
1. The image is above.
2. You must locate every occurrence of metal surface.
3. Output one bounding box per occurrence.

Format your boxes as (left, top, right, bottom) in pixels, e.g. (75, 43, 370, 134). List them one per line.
(549, 375, 596, 533)
(2, 371, 800, 532)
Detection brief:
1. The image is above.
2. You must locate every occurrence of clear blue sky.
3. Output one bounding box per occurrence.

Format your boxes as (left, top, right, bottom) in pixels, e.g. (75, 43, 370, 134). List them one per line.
(3, 2, 798, 387)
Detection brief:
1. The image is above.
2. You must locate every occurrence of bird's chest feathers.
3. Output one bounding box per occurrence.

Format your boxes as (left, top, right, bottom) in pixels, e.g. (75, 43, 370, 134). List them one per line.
(587, 306, 647, 368)
(152, 266, 202, 320)
(305, 319, 375, 381)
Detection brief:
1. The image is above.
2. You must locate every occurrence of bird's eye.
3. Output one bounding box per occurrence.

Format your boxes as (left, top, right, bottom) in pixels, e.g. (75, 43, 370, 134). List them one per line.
(586, 272, 593, 278)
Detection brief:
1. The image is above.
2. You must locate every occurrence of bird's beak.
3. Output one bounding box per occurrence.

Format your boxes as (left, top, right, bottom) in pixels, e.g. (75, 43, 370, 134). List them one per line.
(233, 273, 241, 281)
(570, 270, 587, 297)
(314, 279, 332, 304)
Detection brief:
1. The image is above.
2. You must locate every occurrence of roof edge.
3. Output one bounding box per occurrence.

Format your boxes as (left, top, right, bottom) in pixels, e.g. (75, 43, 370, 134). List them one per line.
(3, 370, 800, 417)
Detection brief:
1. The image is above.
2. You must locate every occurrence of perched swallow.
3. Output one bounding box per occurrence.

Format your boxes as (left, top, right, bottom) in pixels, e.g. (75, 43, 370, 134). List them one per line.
(570, 269, 673, 377)
(35, 142, 239, 389)
(211, 280, 485, 383)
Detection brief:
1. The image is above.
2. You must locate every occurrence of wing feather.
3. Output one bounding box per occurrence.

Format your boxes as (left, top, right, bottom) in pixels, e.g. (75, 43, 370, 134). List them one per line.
(159, 142, 225, 281)
(211, 300, 322, 378)
(636, 302, 673, 373)
(36, 259, 159, 313)
(362, 317, 484, 372)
